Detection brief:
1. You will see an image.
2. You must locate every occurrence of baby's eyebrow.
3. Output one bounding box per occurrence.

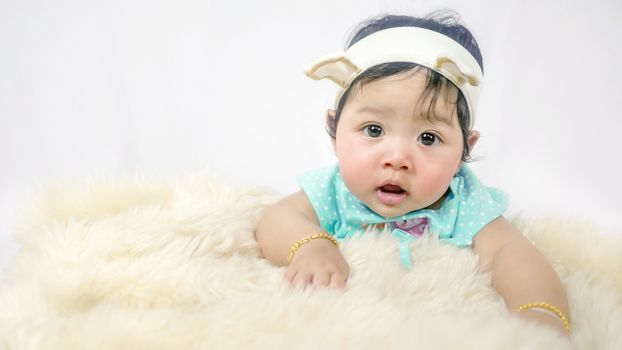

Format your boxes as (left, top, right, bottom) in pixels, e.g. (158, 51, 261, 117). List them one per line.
(354, 104, 457, 128)
(354, 105, 391, 116)
(416, 109, 456, 128)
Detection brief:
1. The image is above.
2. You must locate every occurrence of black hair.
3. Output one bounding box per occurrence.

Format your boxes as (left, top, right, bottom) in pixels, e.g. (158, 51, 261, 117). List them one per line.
(327, 10, 484, 161)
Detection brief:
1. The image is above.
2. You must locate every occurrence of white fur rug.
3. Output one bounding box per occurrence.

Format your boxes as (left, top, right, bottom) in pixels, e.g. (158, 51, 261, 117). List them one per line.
(0, 173, 620, 349)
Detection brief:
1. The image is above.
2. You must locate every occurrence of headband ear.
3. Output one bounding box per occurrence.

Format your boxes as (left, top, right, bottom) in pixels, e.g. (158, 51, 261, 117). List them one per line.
(435, 56, 481, 87)
(305, 54, 360, 88)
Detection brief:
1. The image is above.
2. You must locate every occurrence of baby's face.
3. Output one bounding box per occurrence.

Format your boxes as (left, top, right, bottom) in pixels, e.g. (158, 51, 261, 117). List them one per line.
(333, 69, 466, 218)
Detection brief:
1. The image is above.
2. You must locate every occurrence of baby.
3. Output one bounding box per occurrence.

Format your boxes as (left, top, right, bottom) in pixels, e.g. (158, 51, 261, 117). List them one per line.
(255, 11, 570, 334)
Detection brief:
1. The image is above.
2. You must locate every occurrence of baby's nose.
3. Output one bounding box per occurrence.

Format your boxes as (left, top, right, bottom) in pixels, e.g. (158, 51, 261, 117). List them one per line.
(383, 157, 412, 171)
(382, 146, 413, 171)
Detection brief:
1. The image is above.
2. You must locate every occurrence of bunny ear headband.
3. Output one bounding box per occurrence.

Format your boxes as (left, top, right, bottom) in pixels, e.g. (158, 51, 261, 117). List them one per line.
(304, 26, 483, 127)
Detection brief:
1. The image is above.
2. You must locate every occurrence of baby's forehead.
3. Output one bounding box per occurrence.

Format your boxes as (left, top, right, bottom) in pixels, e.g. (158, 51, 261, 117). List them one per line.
(357, 68, 459, 100)
(351, 79, 460, 125)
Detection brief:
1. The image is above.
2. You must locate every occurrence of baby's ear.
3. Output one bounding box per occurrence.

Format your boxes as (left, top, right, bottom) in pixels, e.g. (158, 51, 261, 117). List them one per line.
(326, 109, 336, 131)
(467, 130, 480, 151)
(326, 109, 337, 151)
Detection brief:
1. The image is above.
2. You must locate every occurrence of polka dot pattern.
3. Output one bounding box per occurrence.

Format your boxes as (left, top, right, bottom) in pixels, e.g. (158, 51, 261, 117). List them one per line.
(298, 164, 508, 264)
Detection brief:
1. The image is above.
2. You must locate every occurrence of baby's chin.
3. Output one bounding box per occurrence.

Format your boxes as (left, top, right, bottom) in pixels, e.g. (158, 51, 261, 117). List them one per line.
(364, 202, 424, 219)
(370, 193, 447, 217)
(353, 190, 440, 218)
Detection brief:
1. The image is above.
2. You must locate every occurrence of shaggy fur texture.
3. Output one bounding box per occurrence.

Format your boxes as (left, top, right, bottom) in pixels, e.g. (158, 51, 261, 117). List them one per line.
(0, 174, 620, 349)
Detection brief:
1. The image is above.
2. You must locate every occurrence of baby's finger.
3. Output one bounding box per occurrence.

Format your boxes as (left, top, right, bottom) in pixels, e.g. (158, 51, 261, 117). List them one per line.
(292, 271, 313, 287)
(329, 272, 347, 289)
(312, 270, 331, 287)
(283, 268, 296, 283)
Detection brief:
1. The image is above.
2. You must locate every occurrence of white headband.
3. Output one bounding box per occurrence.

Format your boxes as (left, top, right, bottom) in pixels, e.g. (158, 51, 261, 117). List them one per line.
(305, 26, 483, 127)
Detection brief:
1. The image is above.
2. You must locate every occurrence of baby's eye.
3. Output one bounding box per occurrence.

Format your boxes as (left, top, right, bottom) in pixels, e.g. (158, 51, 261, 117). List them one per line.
(363, 124, 384, 138)
(418, 132, 440, 146)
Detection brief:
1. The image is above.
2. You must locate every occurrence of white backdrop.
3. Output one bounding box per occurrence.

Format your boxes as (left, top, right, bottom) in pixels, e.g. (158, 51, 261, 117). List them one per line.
(2, 0, 621, 274)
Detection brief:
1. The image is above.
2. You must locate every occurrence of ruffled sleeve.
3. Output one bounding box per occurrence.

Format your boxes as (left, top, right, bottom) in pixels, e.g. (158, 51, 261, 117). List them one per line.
(297, 164, 340, 235)
(435, 165, 508, 247)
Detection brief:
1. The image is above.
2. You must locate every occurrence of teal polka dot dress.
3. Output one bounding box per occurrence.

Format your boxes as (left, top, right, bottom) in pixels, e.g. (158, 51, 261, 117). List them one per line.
(298, 163, 508, 269)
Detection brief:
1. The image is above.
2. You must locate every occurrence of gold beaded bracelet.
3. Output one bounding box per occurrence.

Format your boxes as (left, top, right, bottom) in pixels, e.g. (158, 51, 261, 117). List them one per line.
(287, 232, 340, 262)
(516, 302, 570, 332)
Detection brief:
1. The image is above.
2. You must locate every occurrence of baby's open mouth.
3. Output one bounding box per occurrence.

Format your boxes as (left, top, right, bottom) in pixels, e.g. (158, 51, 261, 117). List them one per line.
(379, 184, 406, 194)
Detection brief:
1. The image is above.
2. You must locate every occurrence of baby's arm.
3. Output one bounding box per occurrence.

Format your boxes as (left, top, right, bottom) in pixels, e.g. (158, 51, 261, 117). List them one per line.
(473, 217, 570, 334)
(255, 190, 350, 288)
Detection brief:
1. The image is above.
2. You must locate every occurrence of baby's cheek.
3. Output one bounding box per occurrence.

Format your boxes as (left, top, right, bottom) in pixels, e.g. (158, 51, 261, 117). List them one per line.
(338, 158, 373, 195)
(340, 167, 368, 192)
(420, 171, 454, 199)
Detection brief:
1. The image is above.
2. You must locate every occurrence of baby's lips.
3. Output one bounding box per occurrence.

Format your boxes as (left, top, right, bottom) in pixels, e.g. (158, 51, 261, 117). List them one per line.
(376, 188, 407, 205)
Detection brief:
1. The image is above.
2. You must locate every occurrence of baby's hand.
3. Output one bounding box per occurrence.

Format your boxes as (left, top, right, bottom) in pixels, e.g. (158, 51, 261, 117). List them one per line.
(284, 239, 350, 289)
